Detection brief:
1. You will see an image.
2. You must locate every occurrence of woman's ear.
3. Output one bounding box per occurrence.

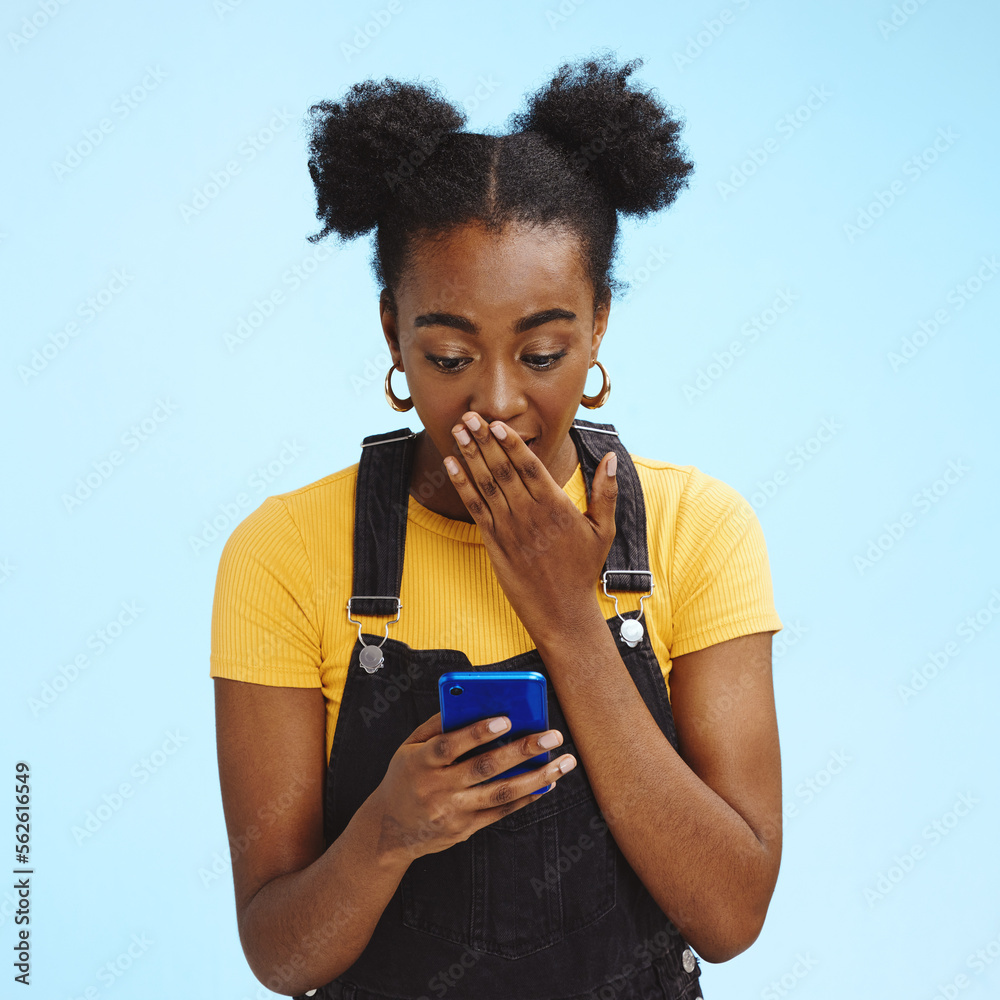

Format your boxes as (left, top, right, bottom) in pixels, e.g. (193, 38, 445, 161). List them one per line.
(380, 290, 403, 368)
(590, 293, 610, 357)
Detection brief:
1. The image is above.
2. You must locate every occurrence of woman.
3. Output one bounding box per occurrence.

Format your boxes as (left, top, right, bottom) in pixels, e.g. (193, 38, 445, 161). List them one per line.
(211, 51, 784, 1000)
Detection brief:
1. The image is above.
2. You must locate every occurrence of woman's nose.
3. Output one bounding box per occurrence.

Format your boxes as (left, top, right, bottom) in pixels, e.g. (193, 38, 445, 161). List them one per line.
(466, 369, 526, 426)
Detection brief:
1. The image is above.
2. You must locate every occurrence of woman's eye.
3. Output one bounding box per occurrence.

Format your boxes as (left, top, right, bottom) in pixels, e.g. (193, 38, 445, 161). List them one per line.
(426, 355, 469, 372)
(425, 351, 567, 372)
(522, 352, 567, 370)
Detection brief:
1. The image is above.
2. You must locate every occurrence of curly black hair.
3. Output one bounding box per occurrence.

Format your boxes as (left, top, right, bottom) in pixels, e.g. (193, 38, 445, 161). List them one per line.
(304, 49, 694, 311)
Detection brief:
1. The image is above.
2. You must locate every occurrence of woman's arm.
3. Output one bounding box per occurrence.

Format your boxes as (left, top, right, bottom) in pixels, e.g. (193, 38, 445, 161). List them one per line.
(213, 678, 413, 996)
(535, 614, 782, 964)
(214, 676, 578, 994)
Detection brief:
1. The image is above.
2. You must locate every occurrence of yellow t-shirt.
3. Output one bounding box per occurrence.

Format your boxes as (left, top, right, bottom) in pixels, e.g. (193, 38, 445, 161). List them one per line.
(210, 454, 783, 766)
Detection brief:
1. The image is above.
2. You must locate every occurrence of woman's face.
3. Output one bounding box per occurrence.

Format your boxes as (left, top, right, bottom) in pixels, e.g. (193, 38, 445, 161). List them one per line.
(380, 220, 610, 503)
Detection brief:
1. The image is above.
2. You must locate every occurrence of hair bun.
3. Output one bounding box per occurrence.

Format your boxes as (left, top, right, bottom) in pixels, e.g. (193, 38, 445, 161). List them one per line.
(507, 51, 694, 217)
(306, 78, 465, 243)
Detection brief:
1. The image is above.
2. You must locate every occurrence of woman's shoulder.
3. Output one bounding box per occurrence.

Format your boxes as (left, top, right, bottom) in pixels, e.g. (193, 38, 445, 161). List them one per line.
(628, 453, 694, 478)
(627, 454, 761, 549)
(221, 461, 361, 557)
(272, 461, 361, 509)
(629, 454, 750, 508)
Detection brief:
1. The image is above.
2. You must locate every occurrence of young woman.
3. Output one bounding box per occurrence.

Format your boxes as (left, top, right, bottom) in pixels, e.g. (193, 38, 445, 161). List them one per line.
(211, 52, 784, 1000)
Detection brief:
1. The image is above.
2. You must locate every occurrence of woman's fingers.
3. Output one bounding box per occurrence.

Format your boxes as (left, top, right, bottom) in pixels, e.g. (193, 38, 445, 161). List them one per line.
(402, 710, 443, 746)
(421, 714, 573, 786)
(486, 419, 547, 502)
(385, 714, 579, 860)
(422, 714, 517, 768)
(445, 411, 542, 518)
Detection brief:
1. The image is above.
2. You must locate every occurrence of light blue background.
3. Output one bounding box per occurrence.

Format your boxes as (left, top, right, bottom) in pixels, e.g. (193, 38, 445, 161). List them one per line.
(3, 0, 998, 997)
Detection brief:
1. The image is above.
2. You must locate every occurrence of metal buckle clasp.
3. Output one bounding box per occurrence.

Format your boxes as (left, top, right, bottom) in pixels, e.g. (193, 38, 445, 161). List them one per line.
(601, 570, 654, 647)
(346, 597, 401, 672)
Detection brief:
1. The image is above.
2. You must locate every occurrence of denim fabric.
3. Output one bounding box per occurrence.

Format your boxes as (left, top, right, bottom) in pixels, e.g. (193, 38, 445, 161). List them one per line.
(296, 420, 705, 1000)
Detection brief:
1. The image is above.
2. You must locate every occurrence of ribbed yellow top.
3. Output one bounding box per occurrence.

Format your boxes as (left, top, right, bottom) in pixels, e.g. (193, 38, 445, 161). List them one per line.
(210, 454, 783, 766)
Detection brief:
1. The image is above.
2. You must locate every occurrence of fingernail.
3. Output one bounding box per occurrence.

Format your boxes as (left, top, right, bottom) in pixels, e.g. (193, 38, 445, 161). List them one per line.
(455, 427, 471, 445)
(490, 422, 507, 440)
(465, 414, 481, 431)
(488, 717, 509, 733)
(538, 731, 560, 748)
(558, 756, 576, 773)
(444, 457, 459, 475)
(607, 453, 617, 477)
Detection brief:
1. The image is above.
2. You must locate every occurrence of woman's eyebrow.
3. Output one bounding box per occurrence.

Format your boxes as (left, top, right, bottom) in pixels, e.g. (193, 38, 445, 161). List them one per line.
(413, 307, 577, 335)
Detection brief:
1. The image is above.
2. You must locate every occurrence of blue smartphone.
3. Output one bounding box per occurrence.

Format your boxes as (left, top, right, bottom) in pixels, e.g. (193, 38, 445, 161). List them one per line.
(438, 670, 551, 794)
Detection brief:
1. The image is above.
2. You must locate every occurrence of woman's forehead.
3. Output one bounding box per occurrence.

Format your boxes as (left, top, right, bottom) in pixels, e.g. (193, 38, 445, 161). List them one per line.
(400, 222, 589, 302)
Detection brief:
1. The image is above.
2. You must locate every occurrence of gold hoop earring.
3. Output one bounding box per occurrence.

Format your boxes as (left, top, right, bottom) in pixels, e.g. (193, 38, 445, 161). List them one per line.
(385, 364, 413, 412)
(580, 359, 610, 409)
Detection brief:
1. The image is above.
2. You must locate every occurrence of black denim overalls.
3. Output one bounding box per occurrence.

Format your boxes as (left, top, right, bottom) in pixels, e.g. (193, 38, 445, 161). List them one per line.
(295, 418, 705, 1000)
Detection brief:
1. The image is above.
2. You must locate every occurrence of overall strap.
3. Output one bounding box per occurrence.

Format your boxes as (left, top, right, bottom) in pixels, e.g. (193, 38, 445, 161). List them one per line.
(569, 418, 652, 593)
(348, 427, 417, 617)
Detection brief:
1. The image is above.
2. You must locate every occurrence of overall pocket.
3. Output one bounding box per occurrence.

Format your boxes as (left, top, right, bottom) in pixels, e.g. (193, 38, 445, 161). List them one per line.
(399, 684, 617, 958)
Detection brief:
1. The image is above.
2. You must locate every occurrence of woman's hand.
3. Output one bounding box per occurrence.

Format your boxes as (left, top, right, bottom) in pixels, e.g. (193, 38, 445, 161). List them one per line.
(442, 410, 618, 642)
(371, 711, 577, 862)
